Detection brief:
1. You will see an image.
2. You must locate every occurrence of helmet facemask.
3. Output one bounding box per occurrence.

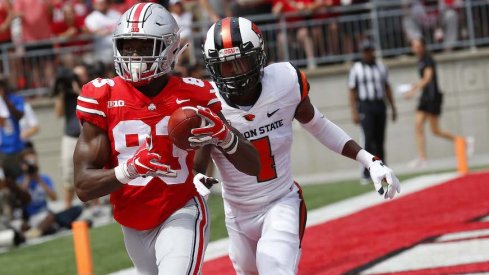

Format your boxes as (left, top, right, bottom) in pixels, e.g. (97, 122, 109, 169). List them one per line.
(205, 48, 266, 97)
(113, 33, 180, 86)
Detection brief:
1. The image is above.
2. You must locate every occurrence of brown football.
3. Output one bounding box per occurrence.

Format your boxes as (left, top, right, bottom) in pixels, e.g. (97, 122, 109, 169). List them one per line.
(168, 107, 203, 150)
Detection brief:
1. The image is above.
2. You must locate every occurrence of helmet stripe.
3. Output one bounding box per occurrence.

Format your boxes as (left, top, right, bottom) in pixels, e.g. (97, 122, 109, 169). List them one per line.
(213, 19, 223, 50)
(221, 17, 232, 49)
(131, 3, 146, 32)
(230, 17, 242, 48)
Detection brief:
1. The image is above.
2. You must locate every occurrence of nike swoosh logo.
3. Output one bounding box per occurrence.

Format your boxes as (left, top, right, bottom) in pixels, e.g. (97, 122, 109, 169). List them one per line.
(267, 109, 280, 117)
(176, 98, 190, 104)
(135, 158, 152, 171)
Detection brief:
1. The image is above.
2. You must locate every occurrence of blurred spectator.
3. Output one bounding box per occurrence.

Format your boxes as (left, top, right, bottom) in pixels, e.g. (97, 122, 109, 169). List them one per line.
(206, 0, 232, 19)
(53, 64, 89, 209)
(19, 102, 40, 148)
(348, 40, 397, 184)
(402, 0, 438, 43)
(0, 167, 29, 248)
(51, 0, 67, 37)
(231, 0, 272, 17)
(185, 0, 226, 22)
(73, 0, 90, 20)
(337, 0, 369, 56)
(0, 80, 24, 181)
(311, 0, 340, 57)
(272, 0, 316, 69)
(53, 4, 86, 39)
(170, 0, 194, 66)
(14, 0, 53, 44)
(14, 0, 55, 90)
(84, 0, 121, 68)
(438, 0, 462, 51)
(0, 0, 15, 46)
(17, 148, 82, 239)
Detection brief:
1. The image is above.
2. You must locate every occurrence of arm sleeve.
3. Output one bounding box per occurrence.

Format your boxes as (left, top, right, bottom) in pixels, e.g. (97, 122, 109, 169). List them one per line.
(76, 80, 109, 130)
(300, 106, 352, 154)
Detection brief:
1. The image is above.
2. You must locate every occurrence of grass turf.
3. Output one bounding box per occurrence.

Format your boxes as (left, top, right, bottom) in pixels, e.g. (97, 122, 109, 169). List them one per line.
(1, 167, 485, 275)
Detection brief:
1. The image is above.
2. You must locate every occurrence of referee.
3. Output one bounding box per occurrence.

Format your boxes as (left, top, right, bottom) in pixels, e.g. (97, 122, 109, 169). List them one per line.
(348, 40, 397, 183)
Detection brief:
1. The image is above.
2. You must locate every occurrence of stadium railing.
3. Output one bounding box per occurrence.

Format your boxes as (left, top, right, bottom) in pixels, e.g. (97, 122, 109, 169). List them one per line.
(1, 0, 489, 96)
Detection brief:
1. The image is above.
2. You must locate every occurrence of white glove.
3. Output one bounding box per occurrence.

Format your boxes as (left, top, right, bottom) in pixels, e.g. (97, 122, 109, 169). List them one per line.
(356, 149, 401, 199)
(368, 159, 401, 199)
(193, 173, 219, 198)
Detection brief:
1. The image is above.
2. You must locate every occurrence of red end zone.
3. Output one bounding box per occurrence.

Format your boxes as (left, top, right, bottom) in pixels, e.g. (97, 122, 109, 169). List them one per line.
(203, 172, 489, 274)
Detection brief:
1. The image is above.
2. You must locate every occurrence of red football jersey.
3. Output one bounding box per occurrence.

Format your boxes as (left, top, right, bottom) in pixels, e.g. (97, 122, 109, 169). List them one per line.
(76, 76, 221, 230)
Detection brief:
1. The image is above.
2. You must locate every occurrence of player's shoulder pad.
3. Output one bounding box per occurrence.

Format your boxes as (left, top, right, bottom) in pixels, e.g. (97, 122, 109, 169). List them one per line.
(281, 62, 309, 101)
(79, 78, 115, 103)
(178, 76, 221, 110)
(76, 78, 115, 129)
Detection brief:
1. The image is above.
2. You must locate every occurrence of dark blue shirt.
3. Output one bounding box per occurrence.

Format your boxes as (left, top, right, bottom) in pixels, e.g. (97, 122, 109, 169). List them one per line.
(0, 94, 24, 154)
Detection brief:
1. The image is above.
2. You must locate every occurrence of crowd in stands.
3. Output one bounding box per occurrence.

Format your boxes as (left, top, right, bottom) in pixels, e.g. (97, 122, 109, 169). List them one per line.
(0, 0, 481, 91)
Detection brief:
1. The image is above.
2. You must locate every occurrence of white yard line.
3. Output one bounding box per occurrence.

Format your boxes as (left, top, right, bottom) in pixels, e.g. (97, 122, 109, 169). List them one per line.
(110, 172, 458, 275)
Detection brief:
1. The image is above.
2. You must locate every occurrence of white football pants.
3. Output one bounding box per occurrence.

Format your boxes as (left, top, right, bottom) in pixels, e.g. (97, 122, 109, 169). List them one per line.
(122, 196, 209, 275)
(225, 184, 307, 275)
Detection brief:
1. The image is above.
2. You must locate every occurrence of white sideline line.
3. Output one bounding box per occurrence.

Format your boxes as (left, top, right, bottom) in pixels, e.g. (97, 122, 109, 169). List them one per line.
(109, 172, 459, 275)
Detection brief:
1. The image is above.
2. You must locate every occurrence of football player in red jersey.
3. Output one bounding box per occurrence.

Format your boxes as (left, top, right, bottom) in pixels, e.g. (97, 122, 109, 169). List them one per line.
(194, 17, 401, 274)
(73, 4, 259, 275)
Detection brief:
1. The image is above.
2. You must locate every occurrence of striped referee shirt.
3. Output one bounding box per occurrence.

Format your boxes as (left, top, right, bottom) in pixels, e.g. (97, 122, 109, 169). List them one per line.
(348, 61, 389, 101)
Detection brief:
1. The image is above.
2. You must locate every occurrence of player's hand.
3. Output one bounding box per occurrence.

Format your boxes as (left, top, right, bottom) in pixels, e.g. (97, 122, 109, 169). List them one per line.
(114, 136, 177, 183)
(368, 157, 401, 199)
(193, 173, 219, 197)
(189, 106, 238, 153)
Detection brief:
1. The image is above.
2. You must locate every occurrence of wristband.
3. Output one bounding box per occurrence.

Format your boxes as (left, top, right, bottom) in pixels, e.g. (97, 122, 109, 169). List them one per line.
(114, 163, 131, 184)
(356, 149, 376, 168)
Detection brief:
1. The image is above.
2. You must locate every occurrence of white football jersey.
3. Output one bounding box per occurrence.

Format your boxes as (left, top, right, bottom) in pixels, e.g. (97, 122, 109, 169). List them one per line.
(211, 62, 309, 211)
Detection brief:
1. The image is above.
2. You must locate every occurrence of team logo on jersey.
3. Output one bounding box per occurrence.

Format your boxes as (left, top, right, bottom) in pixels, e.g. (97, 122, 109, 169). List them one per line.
(243, 114, 255, 121)
(107, 100, 125, 108)
(148, 103, 156, 111)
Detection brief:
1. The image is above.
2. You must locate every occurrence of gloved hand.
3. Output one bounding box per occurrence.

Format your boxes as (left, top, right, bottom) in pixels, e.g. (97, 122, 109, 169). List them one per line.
(114, 136, 177, 183)
(368, 157, 401, 199)
(193, 173, 219, 198)
(188, 106, 238, 154)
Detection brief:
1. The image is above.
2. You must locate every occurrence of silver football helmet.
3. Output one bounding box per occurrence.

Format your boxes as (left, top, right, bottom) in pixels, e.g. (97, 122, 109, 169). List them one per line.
(113, 3, 180, 85)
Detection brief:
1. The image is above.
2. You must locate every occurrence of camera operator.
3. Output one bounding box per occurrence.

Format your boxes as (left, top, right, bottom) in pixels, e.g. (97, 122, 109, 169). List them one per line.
(17, 148, 82, 239)
(53, 65, 90, 209)
(0, 166, 30, 248)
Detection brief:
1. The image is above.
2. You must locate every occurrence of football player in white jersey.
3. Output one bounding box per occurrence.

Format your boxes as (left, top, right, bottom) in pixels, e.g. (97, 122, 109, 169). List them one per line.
(193, 17, 401, 275)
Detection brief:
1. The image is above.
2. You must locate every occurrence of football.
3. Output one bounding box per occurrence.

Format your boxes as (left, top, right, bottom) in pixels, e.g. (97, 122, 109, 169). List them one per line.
(168, 107, 204, 150)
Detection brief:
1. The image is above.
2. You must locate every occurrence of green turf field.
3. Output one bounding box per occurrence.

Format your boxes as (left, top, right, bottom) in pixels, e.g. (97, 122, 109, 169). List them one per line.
(0, 168, 481, 275)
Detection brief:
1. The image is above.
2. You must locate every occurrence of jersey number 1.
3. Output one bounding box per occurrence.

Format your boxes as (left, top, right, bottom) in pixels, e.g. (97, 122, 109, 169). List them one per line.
(251, 137, 277, 182)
